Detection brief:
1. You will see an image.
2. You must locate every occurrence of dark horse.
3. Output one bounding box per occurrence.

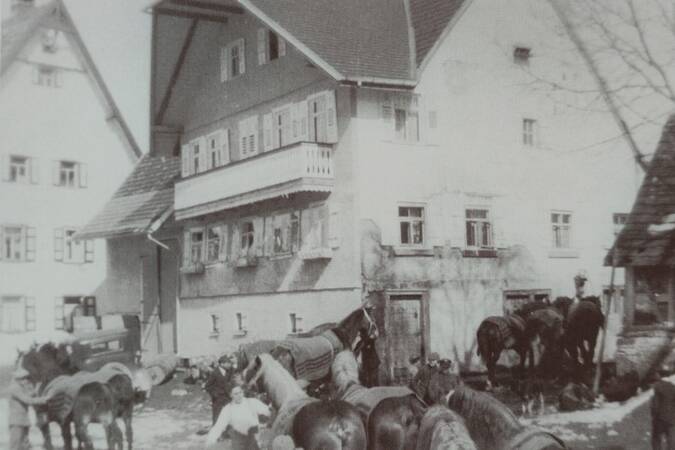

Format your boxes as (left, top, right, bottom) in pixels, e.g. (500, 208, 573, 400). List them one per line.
(554, 296, 605, 373)
(331, 351, 476, 450)
(476, 308, 564, 388)
(19, 342, 136, 450)
(246, 353, 367, 450)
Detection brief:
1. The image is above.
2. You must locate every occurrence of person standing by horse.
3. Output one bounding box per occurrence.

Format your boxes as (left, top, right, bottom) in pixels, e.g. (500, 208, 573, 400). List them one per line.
(412, 352, 440, 402)
(9, 367, 52, 450)
(206, 385, 271, 449)
(354, 327, 380, 387)
(205, 355, 237, 425)
(651, 376, 675, 450)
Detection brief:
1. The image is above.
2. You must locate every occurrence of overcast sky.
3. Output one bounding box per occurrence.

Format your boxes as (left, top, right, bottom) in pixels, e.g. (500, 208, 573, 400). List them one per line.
(65, 0, 153, 152)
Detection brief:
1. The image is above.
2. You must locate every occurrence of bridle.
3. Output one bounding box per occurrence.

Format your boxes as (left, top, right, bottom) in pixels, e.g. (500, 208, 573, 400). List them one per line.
(362, 306, 378, 338)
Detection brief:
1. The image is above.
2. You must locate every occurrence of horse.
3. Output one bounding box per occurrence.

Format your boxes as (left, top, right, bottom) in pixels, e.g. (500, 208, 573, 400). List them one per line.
(331, 350, 475, 450)
(553, 296, 605, 374)
(447, 386, 566, 450)
(245, 353, 367, 450)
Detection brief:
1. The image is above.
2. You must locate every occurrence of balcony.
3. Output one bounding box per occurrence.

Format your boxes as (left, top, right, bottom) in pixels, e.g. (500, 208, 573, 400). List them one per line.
(175, 142, 334, 220)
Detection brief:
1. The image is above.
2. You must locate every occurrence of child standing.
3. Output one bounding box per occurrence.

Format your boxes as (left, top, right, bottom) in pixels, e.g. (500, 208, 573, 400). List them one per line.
(9, 367, 51, 450)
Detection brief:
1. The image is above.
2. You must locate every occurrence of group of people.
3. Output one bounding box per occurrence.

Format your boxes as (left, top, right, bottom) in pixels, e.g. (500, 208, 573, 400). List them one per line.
(409, 352, 460, 405)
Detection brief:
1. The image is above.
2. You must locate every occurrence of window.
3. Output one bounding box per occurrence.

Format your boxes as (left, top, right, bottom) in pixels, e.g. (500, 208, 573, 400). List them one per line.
(211, 314, 220, 334)
(207, 133, 220, 170)
(53, 228, 93, 263)
(41, 29, 58, 53)
(220, 38, 246, 82)
(466, 209, 493, 248)
(0, 296, 35, 333)
(394, 108, 419, 142)
(503, 290, 551, 315)
(268, 212, 300, 255)
(240, 221, 255, 256)
(1, 225, 34, 262)
(9, 156, 28, 182)
(513, 47, 531, 65)
(398, 206, 425, 246)
(289, 313, 303, 334)
(613, 213, 628, 237)
(551, 212, 572, 248)
(192, 142, 201, 174)
(189, 229, 204, 263)
(54, 160, 86, 188)
(206, 224, 225, 263)
(34, 65, 60, 87)
(382, 94, 420, 143)
(257, 28, 285, 65)
(522, 118, 537, 146)
(235, 312, 248, 334)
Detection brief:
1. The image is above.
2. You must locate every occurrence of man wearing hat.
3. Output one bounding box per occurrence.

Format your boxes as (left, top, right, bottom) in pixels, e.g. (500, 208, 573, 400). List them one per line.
(568, 272, 588, 321)
(412, 352, 440, 402)
(205, 354, 237, 426)
(9, 367, 51, 450)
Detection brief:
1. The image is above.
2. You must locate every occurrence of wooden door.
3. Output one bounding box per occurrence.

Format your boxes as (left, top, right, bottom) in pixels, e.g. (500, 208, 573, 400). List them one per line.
(159, 241, 178, 353)
(388, 294, 425, 385)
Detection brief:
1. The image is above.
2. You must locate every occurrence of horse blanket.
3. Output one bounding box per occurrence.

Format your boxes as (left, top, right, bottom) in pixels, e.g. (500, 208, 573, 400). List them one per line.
(42, 362, 131, 422)
(484, 315, 525, 349)
(270, 397, 317, 439)
(240, 340, 280, 367)
(277, 330, 343, 381)
(341, 384, 415, 419)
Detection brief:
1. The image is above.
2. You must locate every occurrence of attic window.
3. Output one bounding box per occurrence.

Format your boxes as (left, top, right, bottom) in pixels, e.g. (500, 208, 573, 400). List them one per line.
(41, 29, 58, 53)
(513, 47, 531, 65)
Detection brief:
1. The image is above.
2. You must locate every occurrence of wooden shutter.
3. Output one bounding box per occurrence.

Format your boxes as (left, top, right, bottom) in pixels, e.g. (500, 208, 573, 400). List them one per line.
(278, 37, 286, 57)
(220, 46, 229, 82)
(257, 28, 267, 65)
(263, 216, 274, 256)
(1, 155, 9, 181)
(54, 228, 64, 261)
(52, 161, 60, 185)
(182, 230, 191, 267)
(232, 223, 242, 258)
(54, 297, 65, 330)
(325, 90, 338, 143)
(427, 198, 443, 247)
(30, 158, 39, 184)
(78, 163, 88, 188)
(25, 227, 36, 261)
(218, 224, 229, 262)
(220, 129, 231, 165)
(328, 206, 341, 248)
(238, 119, 248, 157)
(250, 116, 259, 155)
(181, 144, 190, 177)
(296, 101, 309, 142)
(25, 297, 36, 331)
(263, 113, 273, 151)
(271, 112, 280, 149)
(381, 95, 394, 134)
(198, 138, 208, 172)
(237, 38, 246, 75)
(85, 240, 94, 262)
(253, 216, 264, 256)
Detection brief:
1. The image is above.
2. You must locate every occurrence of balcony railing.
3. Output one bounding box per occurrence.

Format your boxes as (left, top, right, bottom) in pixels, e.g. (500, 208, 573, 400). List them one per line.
(175, 142, 334, 219)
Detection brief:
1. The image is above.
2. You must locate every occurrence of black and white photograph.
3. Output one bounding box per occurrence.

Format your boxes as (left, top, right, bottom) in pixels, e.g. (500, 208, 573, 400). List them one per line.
(1, 0, 675, 448)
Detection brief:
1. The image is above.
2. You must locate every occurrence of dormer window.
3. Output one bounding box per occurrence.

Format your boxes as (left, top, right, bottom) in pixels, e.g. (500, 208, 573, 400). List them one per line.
(513, 47, 531, 65)
(257, 28, 286, 65)
(41, 29, 58, 53)
(220, 38, 246, 82)
(34, 65, 60, 88)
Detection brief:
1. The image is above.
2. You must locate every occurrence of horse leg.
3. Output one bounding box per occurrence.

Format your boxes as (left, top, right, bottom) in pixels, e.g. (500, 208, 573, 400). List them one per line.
(61, 419, 74, 450)
(123, 408, 133, 450)
(39, 421, 55, 450)
(75, 419, 93, 450)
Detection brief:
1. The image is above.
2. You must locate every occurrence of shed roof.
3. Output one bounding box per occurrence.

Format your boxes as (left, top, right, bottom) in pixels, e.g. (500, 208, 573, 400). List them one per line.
(76, 154, 180, 240)
(607, 114, 675, 267)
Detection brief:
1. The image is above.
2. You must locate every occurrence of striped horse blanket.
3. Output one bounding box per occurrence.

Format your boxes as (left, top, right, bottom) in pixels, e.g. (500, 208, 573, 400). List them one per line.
(277, 330, 343, 381)
(341, 384, 416, 419)
(484, 315, 525, 349)
(42, 362, 132, 422)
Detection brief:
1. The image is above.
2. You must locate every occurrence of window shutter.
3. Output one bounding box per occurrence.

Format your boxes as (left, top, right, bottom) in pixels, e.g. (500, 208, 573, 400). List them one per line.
(30, 158, 39, 184)
(78, 163, 88, 188)
(263, 113, 273, 151)
(492, 202, 507, 249)
(232, 223, 242, 258)
(250, 116, 259, 155)
(181, 144, 190, 177)
(25, 297, 36, 331)
(205, 136, 215, 171)
(220, 46, 229, 82)
(296, 101, 309, 142)
(427, 199, 443, 247)
(85, 240, 94, 262)
(328, 206, 341, 248)
(54, 297, 65, 330)
(263, 216, 274, 256)
(198, 138, 208, 172)
(381, 96, 394, 133)
(182, 230, 191, 267)
(218, 224, 229, 262)
(238, 119, 248, 157)
(54, 228, 64, 261)
(220, 129, 231, 165)
(238, 39, 246, 75)
(278, 37, 286, 57)
(325, 90, 338, 143)
(257, 28, 267, 65)
(26, 227, 36, 261)
(253, 217, 264, 257)
(52, 161, 60, 185)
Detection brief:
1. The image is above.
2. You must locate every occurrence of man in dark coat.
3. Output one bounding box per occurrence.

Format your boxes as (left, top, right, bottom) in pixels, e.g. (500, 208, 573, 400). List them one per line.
(205, 355, 236, 424)
(651, 377, 675, 450)
(355, 328, 380, 387)
(412, 352, 439, 402)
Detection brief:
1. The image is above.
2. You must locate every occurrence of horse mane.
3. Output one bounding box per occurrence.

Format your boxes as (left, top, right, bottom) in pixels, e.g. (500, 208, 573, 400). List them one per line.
(331, 350, 360, 394)
(255, 354, 307, 408)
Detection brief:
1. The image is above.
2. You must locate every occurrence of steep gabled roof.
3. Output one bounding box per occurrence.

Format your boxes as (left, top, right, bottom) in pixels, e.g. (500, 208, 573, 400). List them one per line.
(1, 0, 143, 159)
(607, 114, 675, 267)
(76, 154, 180, 240)
(409, 0, 467, 67)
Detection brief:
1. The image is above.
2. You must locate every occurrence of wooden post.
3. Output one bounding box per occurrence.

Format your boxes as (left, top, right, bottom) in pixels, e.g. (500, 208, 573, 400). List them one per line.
(594, 256, 617, 394)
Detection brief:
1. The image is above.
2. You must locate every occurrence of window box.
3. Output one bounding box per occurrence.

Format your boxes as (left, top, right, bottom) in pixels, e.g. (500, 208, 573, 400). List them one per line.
(181, 262, 205, 274)
(462, 248, 498, 258)
(235, 255, 258, 267)
(547, 248, 580, 259)
(233, 329, 248, 337)
(393, 247, 434, 257)
(298, 247, 333, 260)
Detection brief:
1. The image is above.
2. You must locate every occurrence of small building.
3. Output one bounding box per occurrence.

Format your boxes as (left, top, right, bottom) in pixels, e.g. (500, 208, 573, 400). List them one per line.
(0, 0, 141, 363)
(81, 0, 639, 380)
(607, 114, 675, 378)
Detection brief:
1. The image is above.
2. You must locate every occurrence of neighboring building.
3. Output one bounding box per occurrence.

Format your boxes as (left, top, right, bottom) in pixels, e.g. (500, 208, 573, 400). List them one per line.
(80, 0, 639, 379)
(607, 115, 675, 379)
(0, 0, 141, 363)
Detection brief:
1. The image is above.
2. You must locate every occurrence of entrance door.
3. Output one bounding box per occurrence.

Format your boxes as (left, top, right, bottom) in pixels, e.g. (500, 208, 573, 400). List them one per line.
(387, 293, 427, 385)
(158, 240, 178, 353)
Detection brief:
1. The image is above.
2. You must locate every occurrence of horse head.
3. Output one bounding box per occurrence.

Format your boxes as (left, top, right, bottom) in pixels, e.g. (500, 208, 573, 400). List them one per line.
(20, 342, 69, 386)
(552, 296, 573, 320)
(336, 305, 378, 350)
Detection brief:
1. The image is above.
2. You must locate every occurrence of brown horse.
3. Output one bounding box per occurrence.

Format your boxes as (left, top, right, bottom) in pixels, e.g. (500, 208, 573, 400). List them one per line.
(553, 296, 605, 374)
(246, 353, 367, 450)
(331, 351, 475, 450)
(447, 385, 566, 449)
